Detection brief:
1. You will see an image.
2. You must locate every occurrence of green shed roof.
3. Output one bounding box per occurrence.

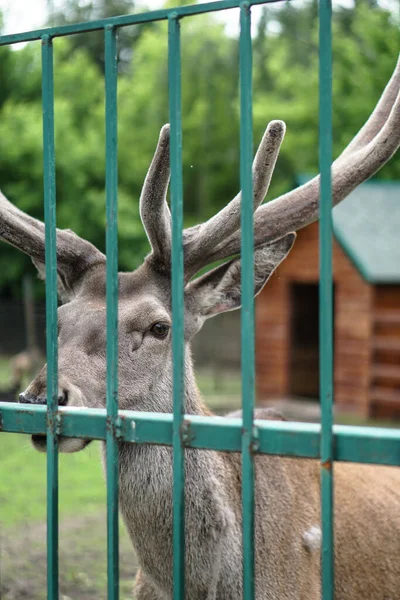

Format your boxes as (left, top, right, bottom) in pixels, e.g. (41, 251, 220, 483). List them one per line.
(297, 177, 400, 284)
(333, 182, 400, 284)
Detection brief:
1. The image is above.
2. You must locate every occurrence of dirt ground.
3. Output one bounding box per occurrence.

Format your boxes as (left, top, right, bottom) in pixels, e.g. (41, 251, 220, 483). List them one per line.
(0, 513, 137, 600)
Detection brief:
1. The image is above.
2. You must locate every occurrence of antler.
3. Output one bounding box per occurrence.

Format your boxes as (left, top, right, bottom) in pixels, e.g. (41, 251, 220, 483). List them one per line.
(0, 190, 105, 291)
(176, 55, 399, 278)
(140, 124, 172, 270)
(182, 120, 286, 276)
(140, 121, 285, 276)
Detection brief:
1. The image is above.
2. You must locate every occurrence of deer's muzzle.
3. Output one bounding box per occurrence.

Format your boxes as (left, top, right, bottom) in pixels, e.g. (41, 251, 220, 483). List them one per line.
(18, 389, 69, 406)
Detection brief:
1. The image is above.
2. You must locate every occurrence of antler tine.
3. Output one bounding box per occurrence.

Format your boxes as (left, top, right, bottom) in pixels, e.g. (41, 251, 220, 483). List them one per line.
(0, 190, 46, 259)
(183, 120, 286, 279)
(0, 189, 105, 281)
(204, 56, 400, 265)
(140, 124, 172, 269)
(0, 191, 43, 234)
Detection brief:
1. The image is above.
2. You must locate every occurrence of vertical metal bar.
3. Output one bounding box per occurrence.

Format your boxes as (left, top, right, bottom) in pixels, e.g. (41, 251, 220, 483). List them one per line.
(318, 1, 334, 599)
(105, 24, 119, 600)
(41, 34, 59, 600)
(239, 4, 255, 600)
(168, 14, 185, 600)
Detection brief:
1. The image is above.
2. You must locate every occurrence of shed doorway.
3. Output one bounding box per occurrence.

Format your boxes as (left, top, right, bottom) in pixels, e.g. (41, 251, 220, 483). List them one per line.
(289, 283, 320, 399)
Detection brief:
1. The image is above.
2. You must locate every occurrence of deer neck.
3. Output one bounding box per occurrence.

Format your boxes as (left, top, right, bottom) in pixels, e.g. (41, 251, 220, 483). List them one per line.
(100, 345, 210, 473)
(100, 352, 213, 585)
(125, 345, 210, 417)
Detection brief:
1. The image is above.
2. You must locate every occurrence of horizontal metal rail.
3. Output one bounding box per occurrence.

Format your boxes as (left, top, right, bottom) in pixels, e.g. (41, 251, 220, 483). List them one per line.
(0, 0, 283, 46)
(1, 402, 399, 466)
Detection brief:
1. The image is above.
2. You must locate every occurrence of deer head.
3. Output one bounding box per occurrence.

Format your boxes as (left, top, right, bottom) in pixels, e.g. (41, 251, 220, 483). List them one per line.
(1, 56, 399, 454)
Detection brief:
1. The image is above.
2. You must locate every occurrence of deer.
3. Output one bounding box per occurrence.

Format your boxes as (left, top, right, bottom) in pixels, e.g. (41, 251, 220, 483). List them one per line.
(0, 55, 399, 600)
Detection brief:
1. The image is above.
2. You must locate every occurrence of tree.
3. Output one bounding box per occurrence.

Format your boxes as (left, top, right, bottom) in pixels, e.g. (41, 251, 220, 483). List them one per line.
(117, 12, 241, 223)
(0, 0, 398, 296)
(252, 0, 399, 201)
(50, 0, 152, 72)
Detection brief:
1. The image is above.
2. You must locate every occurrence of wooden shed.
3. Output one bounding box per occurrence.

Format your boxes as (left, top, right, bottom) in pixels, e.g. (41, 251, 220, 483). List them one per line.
(256, 181, 400, 420)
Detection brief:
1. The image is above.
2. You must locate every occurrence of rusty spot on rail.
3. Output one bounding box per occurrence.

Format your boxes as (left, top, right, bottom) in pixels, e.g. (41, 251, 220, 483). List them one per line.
(321, 459, 332, 471)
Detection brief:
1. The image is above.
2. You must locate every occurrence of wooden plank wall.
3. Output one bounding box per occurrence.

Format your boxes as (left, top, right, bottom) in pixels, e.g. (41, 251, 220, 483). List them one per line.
(370, 286, 400, 419)
(334, 246, 373, 417)
(256, 273, 290, 397)
(256, 222, 373, 416)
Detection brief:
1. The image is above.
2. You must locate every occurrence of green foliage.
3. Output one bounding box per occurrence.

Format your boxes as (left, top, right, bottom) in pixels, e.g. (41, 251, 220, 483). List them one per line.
(117, 15, 240, 222)
(0, 0, 398, 295)
(252, 1, 400, 201)
(51, 0, 151, 72)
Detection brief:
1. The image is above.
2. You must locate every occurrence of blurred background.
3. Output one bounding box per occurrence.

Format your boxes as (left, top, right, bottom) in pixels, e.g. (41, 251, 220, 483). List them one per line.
(0, 0, 399, 598)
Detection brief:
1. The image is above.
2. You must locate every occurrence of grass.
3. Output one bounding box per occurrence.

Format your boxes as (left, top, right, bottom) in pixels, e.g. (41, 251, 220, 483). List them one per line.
(0, 433, 136, 599)
(0, 433, 105, 528)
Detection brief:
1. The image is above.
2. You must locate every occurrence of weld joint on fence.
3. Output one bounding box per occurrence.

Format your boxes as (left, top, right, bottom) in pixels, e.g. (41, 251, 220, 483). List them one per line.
(250, 425, 260, 453)
(55, 413, 61, 436)
(121, 416, 137, 442)
(106, 415, 123, 439)
(41, 33, 52, 45)
(169, 11, 179, 21)
(242, 424, 260, 454)
(181, 419, 194, 446)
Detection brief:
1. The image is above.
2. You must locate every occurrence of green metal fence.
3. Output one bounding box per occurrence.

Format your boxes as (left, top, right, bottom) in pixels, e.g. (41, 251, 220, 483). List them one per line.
(0, 1, 399, 599)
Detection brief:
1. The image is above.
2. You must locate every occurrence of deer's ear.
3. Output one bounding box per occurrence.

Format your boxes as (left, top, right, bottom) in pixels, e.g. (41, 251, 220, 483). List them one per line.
(185, 233, 295, 318)
(31, 249, 91, 304)
(31, 257, 71, 302)
(0, 191, 105, 303)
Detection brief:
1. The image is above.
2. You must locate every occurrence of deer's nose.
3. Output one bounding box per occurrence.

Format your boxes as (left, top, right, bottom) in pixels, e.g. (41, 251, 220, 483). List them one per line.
(19, 390, 68, 406)
(19, 391, 46, 405)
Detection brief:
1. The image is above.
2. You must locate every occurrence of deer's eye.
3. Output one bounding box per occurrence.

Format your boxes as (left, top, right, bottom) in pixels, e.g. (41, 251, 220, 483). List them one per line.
(150, 322, 170, 339)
